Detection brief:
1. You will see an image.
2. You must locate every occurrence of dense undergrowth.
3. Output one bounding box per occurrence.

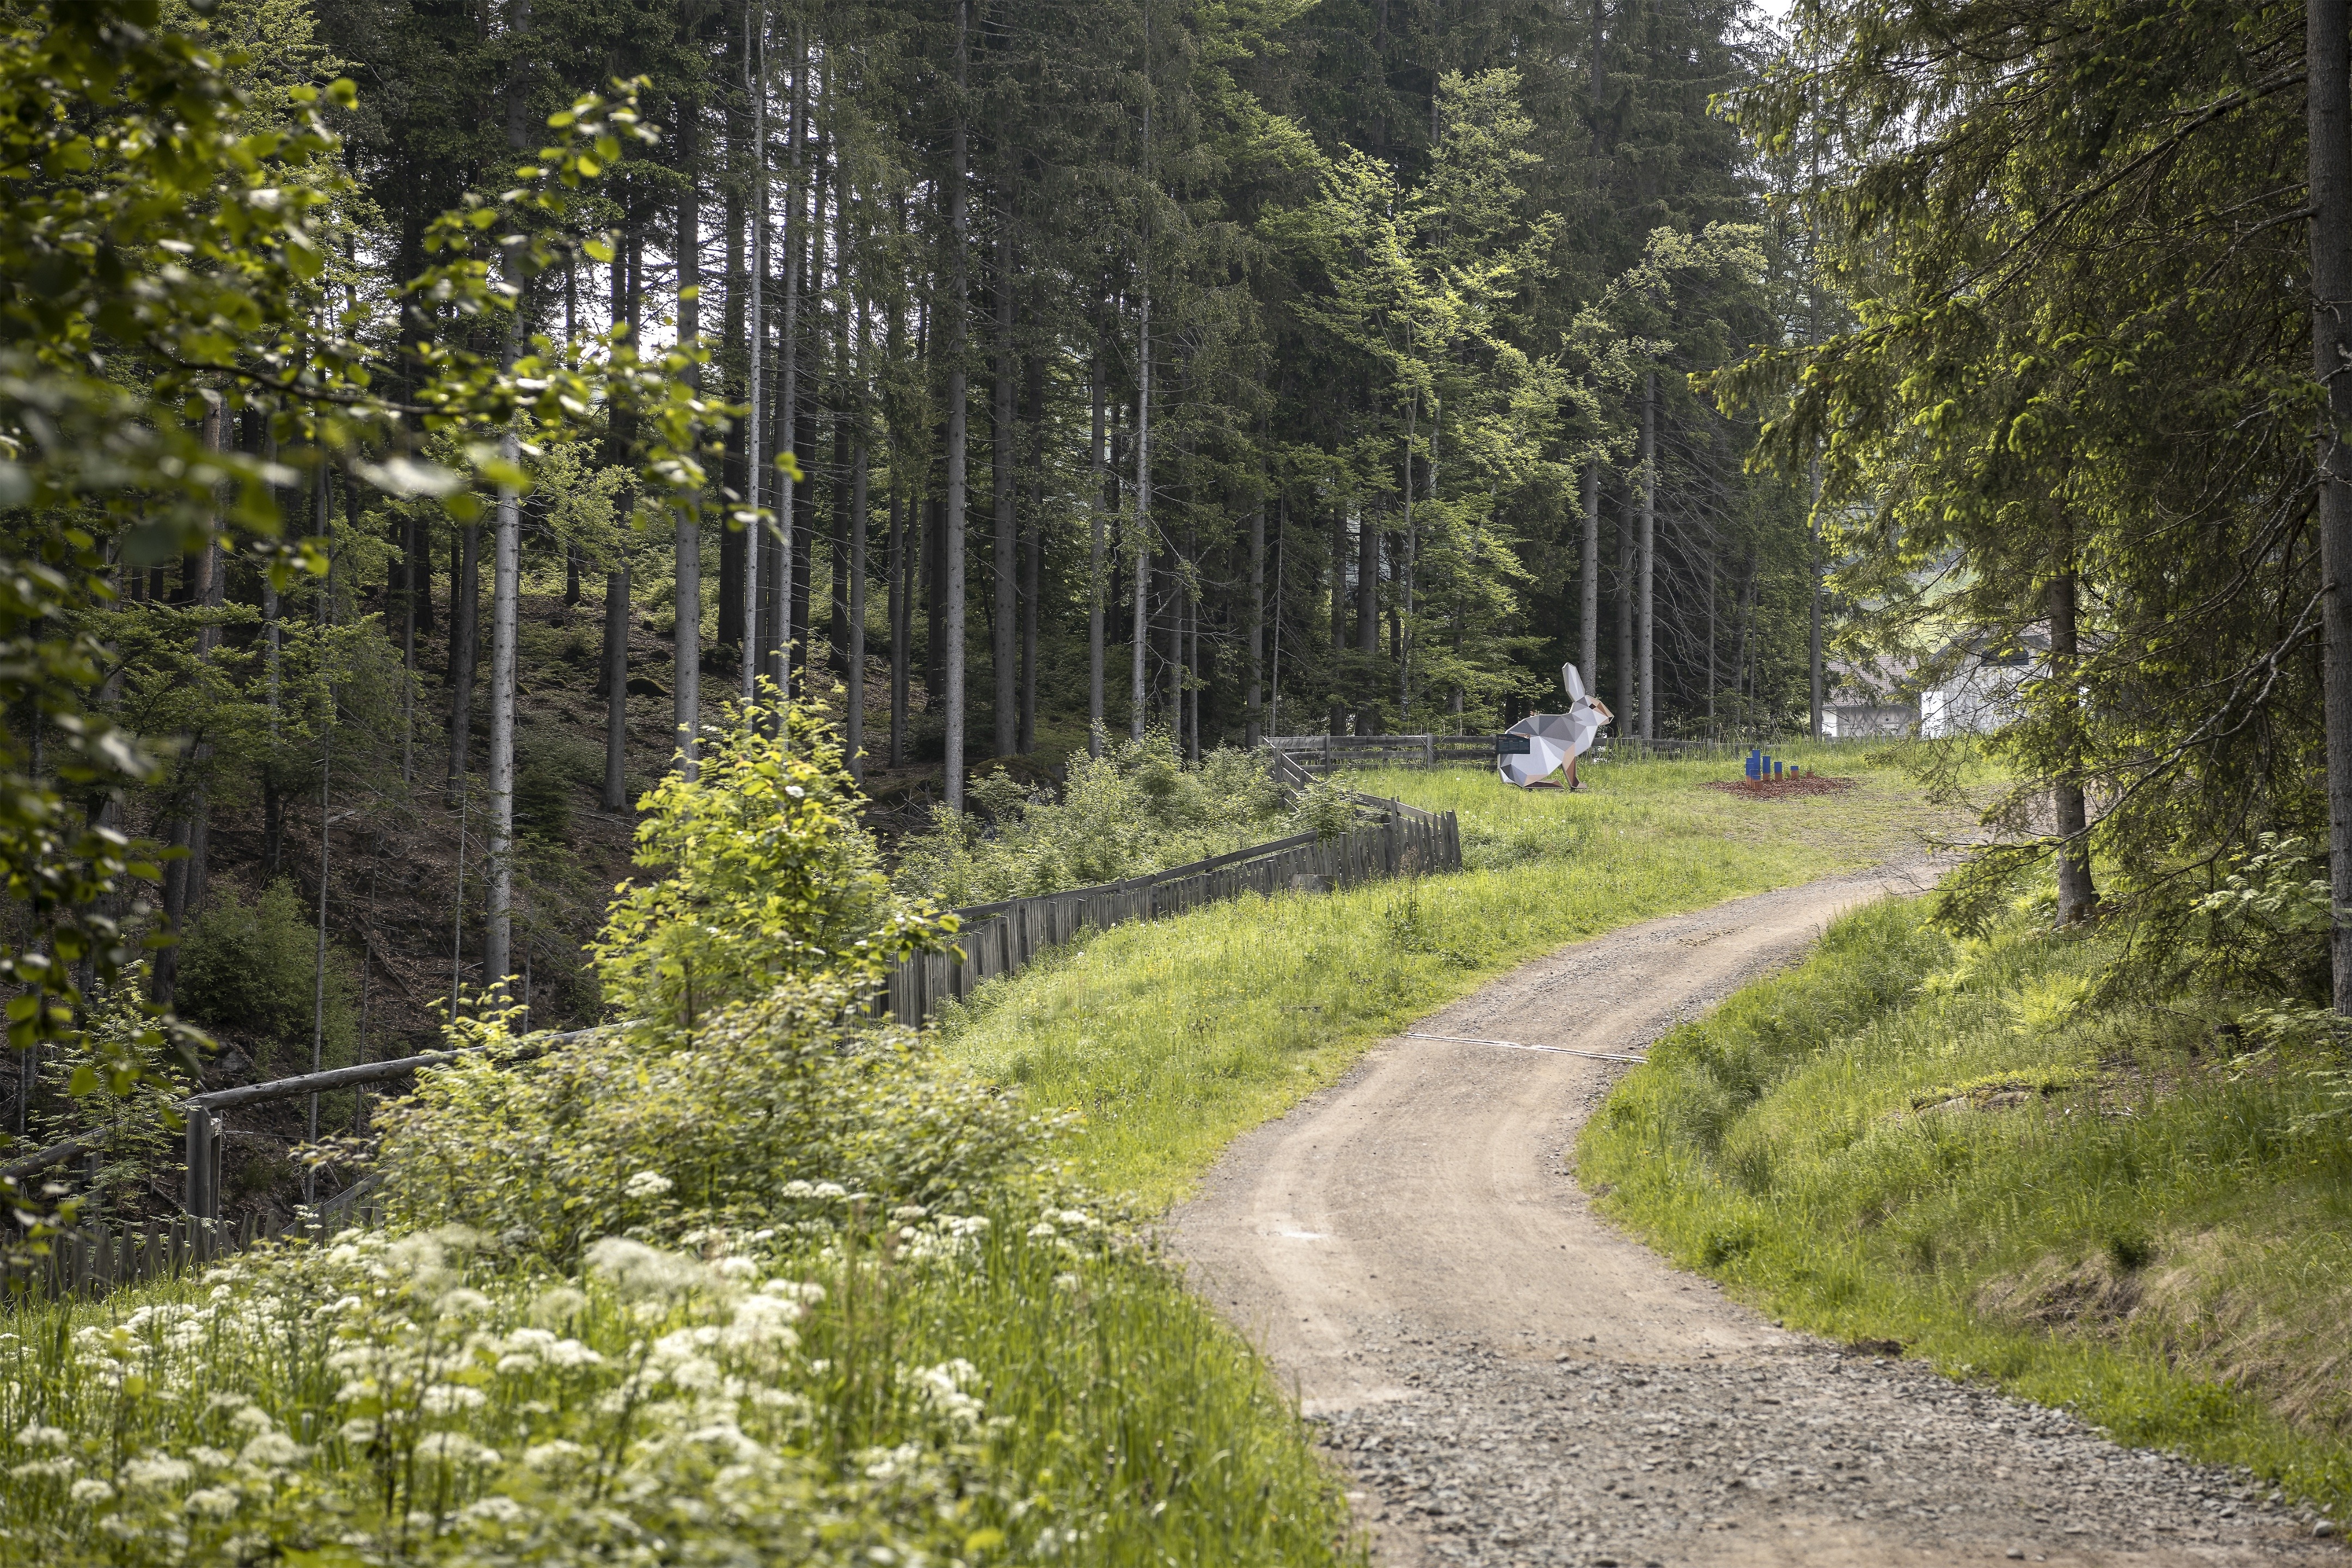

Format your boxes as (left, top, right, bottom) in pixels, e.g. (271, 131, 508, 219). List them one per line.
(891, 733, 1347, 908)
(938, 746, 1956, 1206)
(1579, 890, 2352, 1524)
(0, 712, 1361, 1567)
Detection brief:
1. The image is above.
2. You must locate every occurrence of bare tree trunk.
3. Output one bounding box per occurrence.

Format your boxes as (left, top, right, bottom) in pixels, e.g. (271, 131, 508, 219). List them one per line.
(991, 203, 1017, 759)
(602, 566, 630, 810)
(1088, 354, 1106, 754)
(672, 94, 703, 779)
(485, 0, 530, 994)
(1246, 497, 1264, 747)
(2049, 532, 2097, 925)
(775, 26, 806, 709)
(1581, 460, 1600, 694)
(1638, 370, 1656, 742)
(848, 299, 869, 781)
(449, 522, 480, 788)
(2311, 0, 2352, 1009)
(401, 507, 418, 783)
(944, 1, 970, 807)
(1615, 476, 1634, 734)
(1330, 506, 1346, 736)
(1809, 454, 1824, 738)
(1131, 11, 1154, 745)
(742, 0, 767, 705)
(889, 465, 907, 767)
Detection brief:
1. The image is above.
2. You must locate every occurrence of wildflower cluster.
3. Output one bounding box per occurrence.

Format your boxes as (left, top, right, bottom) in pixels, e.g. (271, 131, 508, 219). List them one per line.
(0, 1204, 1122, 1563)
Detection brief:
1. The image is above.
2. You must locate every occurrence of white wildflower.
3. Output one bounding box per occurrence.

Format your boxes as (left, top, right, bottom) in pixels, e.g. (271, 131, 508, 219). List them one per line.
(1028, 1222, 1058, 1239)
(811, 1181, 847, 1199)
(713, 1254, 761, 1279)
(421, 1384, 488, 1414)
(13, 1422, 68, 1448)
(9, 1457, 76, 1480)
(458, 1494, 529, 1526)
(434, 1287, 493, 1317)
(623, 1169, 675, 1200)
(585, 1236, 706, 1300)
(779, 1180, 816, 1199)
(759, 1278, 826, 1304)
(891, 1204, 929, 1221)
(1054, 1272, 1081, 1291)
(338, 1419, 379, 1445)
(185, 1487, 241, 1518)
(124, 1455, 194, 1489)
(413, 1432, 499, 1466)
(69, 1478, 115, 1504)
(860, 1442, 922, 1481)
(238, 1431, 303, 1467)
(541, 1337, 603, 1369)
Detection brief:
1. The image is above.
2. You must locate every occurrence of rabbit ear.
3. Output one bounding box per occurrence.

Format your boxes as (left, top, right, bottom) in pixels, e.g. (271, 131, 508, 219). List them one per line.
(1562, 663, 1586, 703)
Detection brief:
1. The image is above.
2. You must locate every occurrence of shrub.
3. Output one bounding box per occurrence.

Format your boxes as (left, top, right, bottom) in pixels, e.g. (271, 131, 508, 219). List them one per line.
(376, 975, 1071, 1263)
(591, 698, 947, 1032)
(174, 880, 357, 1076)
(892, 731, 1300, 905)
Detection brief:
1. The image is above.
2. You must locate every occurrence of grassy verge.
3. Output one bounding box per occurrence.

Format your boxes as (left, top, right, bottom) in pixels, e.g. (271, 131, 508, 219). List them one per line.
(1578, 893, 2352, 1524)
(0, 1210, 1356, 1565)
(939, 745, 1958, 1209)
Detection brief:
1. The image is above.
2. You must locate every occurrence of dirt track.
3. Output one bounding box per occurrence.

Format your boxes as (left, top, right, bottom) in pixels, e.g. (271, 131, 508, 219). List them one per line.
(1173, 869, 2336, 1568)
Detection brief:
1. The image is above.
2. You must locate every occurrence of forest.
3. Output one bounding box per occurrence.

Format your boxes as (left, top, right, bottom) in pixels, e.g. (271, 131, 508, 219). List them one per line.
(0, 0, 1826, 1117)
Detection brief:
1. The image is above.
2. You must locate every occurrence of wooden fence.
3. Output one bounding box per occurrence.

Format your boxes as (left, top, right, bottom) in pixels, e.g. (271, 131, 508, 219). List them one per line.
(883, 800, 1461, 1025)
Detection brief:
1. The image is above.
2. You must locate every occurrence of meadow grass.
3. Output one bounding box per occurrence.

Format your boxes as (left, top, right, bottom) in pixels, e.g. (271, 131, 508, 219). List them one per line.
(938, 744, 1958, 1209)
(1579, 894, 2352, 1521)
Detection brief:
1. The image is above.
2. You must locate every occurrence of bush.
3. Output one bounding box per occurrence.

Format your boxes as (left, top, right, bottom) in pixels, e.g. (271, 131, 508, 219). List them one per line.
(377, 975, 1070, 1263)
(174, 880, 358, 1076)
(893, 731, 1300, 905)
(592, 698, 946, 1031)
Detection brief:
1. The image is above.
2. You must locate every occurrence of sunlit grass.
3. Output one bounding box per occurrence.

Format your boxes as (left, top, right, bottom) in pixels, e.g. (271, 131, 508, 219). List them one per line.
(938, 749, 1959, 1209)
(1581, 895, 2352, 1521)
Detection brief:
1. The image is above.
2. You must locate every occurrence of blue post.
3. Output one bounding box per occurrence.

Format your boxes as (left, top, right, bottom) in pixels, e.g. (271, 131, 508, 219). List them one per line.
(1745, 749, 1760, 781)
(1773, 759, 1783, 779)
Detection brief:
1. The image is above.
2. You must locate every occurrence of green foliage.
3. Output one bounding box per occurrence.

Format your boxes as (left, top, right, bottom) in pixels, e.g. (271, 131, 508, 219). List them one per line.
(377, 975, 1067, 1265)
(939, 751, 1949, 1206)
(592, 699, 944, 1032)
(892, 732, 1297, 906)
(1581, 890, 2352, 1516)
(0, 1203, 1359, 1566)
(28, 964, 185, 1218)
(1717, 0, 2325, 929)
(174, 880, 357, 1076)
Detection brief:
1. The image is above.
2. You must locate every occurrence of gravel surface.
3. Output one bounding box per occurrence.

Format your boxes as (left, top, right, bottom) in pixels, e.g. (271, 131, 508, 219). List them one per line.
(1174, 871, 2341, 1567)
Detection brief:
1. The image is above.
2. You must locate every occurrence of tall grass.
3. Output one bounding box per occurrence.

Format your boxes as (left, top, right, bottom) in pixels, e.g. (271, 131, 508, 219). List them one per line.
(939, 749, 1955, 1207)
(1581, 893, 2352, 1520)
(0, 1211, 1357, 1565)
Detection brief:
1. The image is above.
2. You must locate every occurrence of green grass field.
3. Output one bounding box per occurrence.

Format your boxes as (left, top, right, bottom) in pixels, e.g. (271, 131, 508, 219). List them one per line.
(938, 744, 1959, 1208)
(1579, 895, 2352, 1523)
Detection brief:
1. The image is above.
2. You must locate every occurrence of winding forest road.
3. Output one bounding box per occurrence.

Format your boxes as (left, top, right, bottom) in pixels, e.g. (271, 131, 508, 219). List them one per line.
(1173, 869, 2334, 1568)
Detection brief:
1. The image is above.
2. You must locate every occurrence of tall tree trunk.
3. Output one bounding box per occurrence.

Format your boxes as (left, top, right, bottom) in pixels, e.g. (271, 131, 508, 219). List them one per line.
(1088, 353, 1106, 754)
(992, 203, 1017, 759)
(1246, 497, 1264, 748)
(673, 95, 703, 779)
(889, 464, 907, 766)
(448, 522, 480, 788)
(485, 0, 530, 995)
(1329, 506, 1347, 736)
(2311, 0, 2352, 1010)
(401, 506, 417, 783)
(1615, 477, 1634, 732)
(775, 26, 806, 707)
(1638, 369, 1656, 741)
(2049, 526, 2097, 925)
(1580, 461, 1600, 692)
(740, 0, 767, 703)
(1019, 349, 1042, 756)
(848, 298, 869, 781)
(1132, 23, 1154, 746)
(602, 566, 630, 810)
(944, 1, 970, 807)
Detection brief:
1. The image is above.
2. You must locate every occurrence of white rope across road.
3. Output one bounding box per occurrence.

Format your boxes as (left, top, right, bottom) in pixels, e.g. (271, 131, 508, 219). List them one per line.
(1403, 1030, 1649, 1066)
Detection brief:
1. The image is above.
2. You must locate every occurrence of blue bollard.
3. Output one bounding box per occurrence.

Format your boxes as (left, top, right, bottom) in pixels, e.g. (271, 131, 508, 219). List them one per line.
(1773, 758, 1783, 779)
(1745, 749, 1760, 781)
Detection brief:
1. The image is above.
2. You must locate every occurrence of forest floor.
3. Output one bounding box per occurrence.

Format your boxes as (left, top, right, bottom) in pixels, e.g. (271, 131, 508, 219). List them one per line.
(1172, 872, 2336, 1568)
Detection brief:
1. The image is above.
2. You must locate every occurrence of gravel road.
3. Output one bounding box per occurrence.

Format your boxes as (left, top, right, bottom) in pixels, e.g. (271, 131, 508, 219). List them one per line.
(1172, 869, 2338, 1567)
